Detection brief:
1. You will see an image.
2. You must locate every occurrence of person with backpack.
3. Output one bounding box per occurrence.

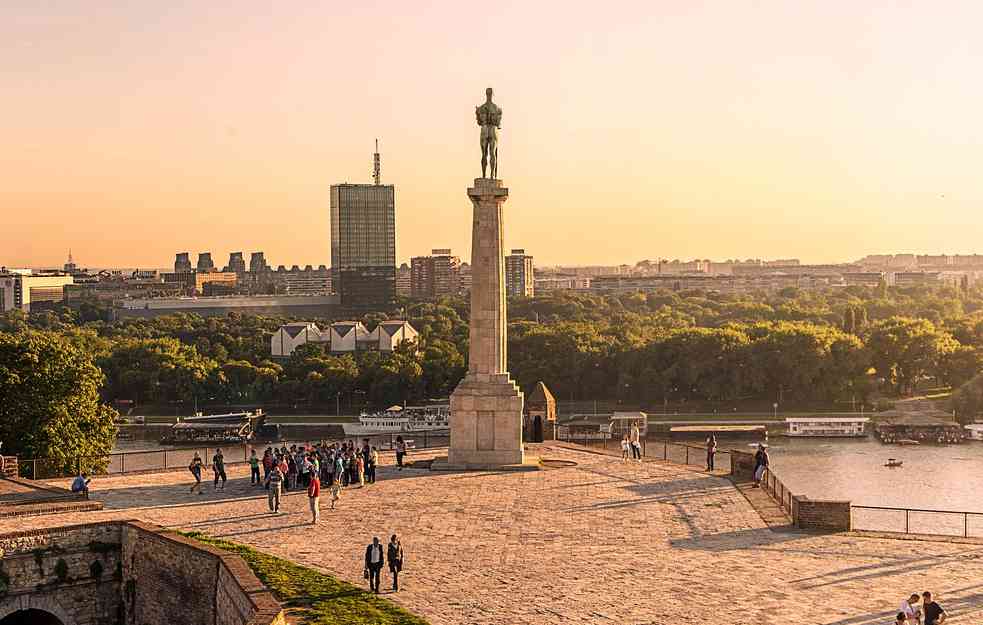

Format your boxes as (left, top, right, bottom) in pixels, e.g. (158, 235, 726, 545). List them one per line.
(189, 452, 204, 495)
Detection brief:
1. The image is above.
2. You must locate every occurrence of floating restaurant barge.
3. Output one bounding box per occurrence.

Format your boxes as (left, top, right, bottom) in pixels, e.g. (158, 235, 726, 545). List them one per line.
(874, 412, 964, 445)
(160, 410, 268, 445)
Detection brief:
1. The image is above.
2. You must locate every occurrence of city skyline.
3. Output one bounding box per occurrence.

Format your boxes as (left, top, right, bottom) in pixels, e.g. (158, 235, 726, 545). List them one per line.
(6, 2, 983, 267)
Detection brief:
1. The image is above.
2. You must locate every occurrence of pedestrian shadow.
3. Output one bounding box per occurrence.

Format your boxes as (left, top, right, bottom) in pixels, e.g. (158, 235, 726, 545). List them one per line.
(787, 544, 983, 590)
(669, 526, 806, 551)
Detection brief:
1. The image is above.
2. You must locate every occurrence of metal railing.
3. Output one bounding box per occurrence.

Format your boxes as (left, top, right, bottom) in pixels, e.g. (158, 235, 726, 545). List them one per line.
(760, 468, 798, 520)
(851, 505, 983, 538)
(556, 435, 732, 473)
(18, 429, 452, 480)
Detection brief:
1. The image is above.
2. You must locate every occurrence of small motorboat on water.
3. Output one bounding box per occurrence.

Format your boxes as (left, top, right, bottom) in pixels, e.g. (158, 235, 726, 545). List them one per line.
(885, 458, 903, 467)
(896, 439, 920, 446)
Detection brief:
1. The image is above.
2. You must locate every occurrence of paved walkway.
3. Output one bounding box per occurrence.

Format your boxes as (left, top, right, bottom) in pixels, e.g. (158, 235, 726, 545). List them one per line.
(7, 446, 983, 625)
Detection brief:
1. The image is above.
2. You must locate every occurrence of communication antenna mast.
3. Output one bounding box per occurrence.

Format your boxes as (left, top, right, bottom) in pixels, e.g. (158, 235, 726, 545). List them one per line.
(373, 138, 381, 185)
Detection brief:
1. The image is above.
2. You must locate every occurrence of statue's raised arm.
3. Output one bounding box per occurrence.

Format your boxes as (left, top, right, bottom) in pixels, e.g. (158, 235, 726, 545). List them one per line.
(476, 87, 501, 179)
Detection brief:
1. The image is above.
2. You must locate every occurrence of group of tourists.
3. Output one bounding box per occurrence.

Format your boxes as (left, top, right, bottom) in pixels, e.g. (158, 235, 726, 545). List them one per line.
(363, 534, 405, 594)
(898, 591, 946, 624)
(183, 437, 412, 522)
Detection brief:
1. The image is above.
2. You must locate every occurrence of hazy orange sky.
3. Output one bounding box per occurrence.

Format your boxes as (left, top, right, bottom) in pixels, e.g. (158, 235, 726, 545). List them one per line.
(4, 1, 983, 269)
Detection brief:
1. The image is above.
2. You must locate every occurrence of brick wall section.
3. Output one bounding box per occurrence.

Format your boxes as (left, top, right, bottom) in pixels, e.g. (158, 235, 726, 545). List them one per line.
(795, 498, 852, 531)
(0, 521, 124, 625)
(0, 521, 284, 625)
(122, 521, 285, 625)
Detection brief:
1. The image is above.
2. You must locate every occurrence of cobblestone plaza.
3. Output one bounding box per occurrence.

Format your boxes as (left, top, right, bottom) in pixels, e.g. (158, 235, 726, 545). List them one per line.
(8, 446, 983, 625)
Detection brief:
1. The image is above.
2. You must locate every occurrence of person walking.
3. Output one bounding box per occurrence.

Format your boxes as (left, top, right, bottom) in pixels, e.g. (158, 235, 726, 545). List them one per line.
(706, 434, 717, 472)
(307, 472, 321, 524)
(189, 452, 204, 494)
(212, 448, 227, 491)
(387, 534, 404, 592)
(752, 443, 768, 487)
(364, 537, 385, 594)
(395, 436, 406, 470)
(922, 591, 946, 625)
(266, 462, 284, 513)
(356, 452, 366, 487)
(249, 449, 261, 486)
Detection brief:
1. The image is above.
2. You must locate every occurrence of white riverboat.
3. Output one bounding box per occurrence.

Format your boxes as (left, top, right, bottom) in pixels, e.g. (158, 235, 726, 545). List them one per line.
(785, 416, 870, 438)
(342, 404, 450, 435)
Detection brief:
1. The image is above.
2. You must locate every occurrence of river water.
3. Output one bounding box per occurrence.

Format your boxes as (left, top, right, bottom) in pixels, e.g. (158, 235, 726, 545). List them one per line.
(766, 437, 983, 514)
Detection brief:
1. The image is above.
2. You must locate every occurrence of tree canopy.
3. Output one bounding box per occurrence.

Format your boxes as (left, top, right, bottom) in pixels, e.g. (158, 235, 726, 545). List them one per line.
(0, 330, 118, 467)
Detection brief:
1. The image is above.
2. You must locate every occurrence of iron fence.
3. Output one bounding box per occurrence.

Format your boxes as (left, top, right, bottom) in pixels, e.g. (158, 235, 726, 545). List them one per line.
(760, 468, 798, 520)
(851, 505, 983, 538)
(556, 435, 732, 473)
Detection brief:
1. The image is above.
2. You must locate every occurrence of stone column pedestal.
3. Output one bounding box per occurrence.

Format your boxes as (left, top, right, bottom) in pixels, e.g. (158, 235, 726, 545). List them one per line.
(443, 178, 530, 470)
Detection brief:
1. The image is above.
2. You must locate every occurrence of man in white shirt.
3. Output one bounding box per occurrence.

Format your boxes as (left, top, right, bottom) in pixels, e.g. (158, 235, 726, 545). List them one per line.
(900, 593, 921, 624)
(364, 536, 385, 594)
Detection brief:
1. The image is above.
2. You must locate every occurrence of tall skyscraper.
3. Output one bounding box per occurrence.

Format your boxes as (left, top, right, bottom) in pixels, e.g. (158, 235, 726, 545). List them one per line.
(330, 142, 396, 306)
(249, 252, 269, 274)
(226, 251, 246, 274)
(174, 252, 193, 273)
(196, 252, 215, 273)
(505, 249, 535, 298)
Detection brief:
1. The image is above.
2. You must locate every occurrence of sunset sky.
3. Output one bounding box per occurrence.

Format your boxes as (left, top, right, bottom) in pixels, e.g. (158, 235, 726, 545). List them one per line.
(4, 1, 983, 269)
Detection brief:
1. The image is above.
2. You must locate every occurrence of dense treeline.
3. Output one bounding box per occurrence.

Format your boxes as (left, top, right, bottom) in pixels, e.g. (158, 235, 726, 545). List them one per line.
(2, 283, 983, 418)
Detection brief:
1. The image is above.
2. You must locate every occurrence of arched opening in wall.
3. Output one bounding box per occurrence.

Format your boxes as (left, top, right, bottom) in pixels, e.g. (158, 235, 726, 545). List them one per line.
(0, 609, 65, 625)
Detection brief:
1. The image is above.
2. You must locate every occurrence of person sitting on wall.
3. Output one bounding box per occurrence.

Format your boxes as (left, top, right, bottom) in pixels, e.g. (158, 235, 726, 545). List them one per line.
(71, 473, 91, 497)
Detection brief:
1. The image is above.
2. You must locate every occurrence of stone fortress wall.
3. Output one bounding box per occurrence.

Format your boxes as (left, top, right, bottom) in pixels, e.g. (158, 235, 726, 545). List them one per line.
(0, 520, 284, 625)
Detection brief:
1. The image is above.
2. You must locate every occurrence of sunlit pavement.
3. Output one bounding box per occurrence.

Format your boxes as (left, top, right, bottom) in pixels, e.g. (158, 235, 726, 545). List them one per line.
(10, 446, 983, 625)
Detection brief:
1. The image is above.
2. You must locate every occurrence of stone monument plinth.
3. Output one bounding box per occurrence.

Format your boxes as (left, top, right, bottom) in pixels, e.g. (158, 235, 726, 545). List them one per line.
(445, 178, 528, 469)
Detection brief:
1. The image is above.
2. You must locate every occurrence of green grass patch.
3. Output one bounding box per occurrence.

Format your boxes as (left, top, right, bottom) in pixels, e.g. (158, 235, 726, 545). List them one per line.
(181, 532, 429, 625)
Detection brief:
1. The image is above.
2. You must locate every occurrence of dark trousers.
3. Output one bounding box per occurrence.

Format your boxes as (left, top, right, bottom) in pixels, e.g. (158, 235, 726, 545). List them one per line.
(213, 469, 226, 487)
(367, 465, 376, 483)
(390, 567, 399, 590)
(251, 467, 260, 483)
(396, 452, 405, 469)
(368, 564, 382, 593)
(631, 443, 641, 460)
(707, 452, 715, 471)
